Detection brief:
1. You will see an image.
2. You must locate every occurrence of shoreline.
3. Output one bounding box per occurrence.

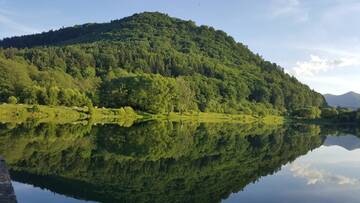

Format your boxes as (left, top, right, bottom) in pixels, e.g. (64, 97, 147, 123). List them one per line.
(0, 103, 284, 125)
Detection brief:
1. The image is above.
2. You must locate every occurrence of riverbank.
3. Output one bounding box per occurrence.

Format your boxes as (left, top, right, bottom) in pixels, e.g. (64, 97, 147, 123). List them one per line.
(145, 112, 284, 125)
(0, 104, 139, 124)
(0, 104, 284, 125)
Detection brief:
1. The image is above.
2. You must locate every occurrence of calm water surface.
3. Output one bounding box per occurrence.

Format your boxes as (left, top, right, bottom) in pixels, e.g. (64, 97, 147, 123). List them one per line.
(1, 122, 359, 203)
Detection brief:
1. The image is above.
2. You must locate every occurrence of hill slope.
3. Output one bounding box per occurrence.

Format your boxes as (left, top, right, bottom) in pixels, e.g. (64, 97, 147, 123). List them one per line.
(324, 91, 360, 109)
(0, 12, 326, 114)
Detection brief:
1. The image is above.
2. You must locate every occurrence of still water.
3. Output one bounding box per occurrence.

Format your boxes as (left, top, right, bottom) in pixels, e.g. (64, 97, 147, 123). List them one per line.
(1, 121, 359, 203)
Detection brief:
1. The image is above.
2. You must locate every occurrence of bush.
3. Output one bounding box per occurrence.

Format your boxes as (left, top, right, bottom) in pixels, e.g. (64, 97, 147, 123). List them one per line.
(28, 105, 40, 113)
(7, 96, 18, 104)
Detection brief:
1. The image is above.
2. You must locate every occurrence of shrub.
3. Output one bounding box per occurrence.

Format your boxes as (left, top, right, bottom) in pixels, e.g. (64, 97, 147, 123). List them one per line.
(7, 96, 18, 104)
(28, 105, 40, 113)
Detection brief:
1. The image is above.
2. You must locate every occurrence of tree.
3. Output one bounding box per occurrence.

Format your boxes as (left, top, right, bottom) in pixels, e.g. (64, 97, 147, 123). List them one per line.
(38, 87, 49, 105)
(21, 86, 39, 104)
(58, 89, 73, 106)
(175, 77, 197, 113)
(48, 86, 60, 106)
(250, 85, 270, 103)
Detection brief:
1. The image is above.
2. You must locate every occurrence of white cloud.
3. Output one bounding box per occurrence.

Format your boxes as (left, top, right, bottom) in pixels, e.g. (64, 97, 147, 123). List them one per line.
(290, 163, 360, 185)
(299, 75, 360, 94)
(290, 55, 360, 77)
(0, 10, 38, 36)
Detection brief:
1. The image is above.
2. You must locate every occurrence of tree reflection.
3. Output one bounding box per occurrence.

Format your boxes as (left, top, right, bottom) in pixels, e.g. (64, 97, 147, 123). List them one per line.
(0, 121, 327, 203)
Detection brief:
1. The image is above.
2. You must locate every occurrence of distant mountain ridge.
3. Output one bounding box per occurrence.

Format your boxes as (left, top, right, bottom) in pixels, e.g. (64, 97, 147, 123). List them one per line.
(324, 135, 360, 151)
(324, 91, 360, 109)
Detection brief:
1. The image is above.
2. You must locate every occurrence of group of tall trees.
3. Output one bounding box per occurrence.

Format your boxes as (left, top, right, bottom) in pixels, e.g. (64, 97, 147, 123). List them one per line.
(292, 106, 360, 124)
(320, 107, 360, 122)
(100, 74, 198, 113)
(0, 12, 326, 114)
(0, 56, 91, 107)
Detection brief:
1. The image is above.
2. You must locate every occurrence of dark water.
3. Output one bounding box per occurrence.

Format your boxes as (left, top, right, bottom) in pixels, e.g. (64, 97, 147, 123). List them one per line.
(0, 121, 359, 203)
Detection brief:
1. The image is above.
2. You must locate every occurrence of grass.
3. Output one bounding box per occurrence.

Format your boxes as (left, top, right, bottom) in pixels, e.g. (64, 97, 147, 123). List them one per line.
(0, 104, 86, 124)
(90, 107, 141, 126)
(0, 104, 140, 125)
(142, 112, 284, 125)
(0, 104, 284, 125)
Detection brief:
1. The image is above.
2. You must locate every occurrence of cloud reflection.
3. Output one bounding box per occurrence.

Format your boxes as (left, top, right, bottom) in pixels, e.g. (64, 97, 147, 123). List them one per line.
(289, 163, 359, 185)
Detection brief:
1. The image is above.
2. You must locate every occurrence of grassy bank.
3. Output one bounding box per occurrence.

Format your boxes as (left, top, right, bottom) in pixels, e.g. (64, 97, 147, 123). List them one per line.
(142, 112, 284, 125)
(0, 104, 140, 124)
(0, 104, 84, 123)
(0, 104, 284, 125)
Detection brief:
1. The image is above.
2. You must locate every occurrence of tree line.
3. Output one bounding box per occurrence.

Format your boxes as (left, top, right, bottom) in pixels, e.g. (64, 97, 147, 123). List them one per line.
(293, 106, 360, 123)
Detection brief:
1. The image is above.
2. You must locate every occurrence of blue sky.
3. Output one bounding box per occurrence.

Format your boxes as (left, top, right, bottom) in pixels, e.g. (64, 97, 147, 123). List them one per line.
(0, 0, 359, 95)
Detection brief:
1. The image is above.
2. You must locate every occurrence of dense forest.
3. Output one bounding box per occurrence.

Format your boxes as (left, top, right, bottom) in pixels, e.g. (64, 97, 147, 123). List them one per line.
(0, 12, 326, 115)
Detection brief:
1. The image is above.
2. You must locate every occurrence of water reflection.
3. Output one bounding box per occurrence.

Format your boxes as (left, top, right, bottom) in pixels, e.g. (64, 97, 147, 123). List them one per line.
(12, 181, 94, 203)
(224, 125, 360, 203)
(324, 135, 360, 151)
(0, 122, 358, 202)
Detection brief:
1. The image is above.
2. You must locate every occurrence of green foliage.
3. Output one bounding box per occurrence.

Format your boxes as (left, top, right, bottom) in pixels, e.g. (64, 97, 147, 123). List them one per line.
(319, 107, 360, 123)
(0, 103, 140, 124)
(337, 111, 357, 122)
(0, 12, 326, 114)
(321, 107, 338, 119)
(28, 105, 40, 113)
(7, 96, 18, 104)
(293, 107, 321, 119)
(87, 102, 94, 116)
(100, 74, 198, 114)
(101, 74, 175, 113)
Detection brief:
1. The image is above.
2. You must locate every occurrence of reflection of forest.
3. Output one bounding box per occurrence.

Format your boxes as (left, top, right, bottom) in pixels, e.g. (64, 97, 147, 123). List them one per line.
(0, 122, 326, 203)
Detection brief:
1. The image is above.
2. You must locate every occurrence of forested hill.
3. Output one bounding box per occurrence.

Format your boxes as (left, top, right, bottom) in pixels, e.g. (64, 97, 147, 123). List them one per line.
(0, 12, 325, 115)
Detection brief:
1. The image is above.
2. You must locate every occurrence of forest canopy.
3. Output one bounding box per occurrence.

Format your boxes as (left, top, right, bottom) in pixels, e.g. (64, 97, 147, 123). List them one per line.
(0, 12, 326, 115)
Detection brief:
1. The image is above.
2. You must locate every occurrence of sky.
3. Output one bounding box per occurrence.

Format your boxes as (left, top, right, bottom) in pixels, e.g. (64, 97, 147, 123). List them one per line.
(0, 0, 359, 95)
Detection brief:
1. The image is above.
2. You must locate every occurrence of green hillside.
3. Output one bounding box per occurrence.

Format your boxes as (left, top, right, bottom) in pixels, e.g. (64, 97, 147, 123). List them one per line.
(0, 12, 325, 115)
